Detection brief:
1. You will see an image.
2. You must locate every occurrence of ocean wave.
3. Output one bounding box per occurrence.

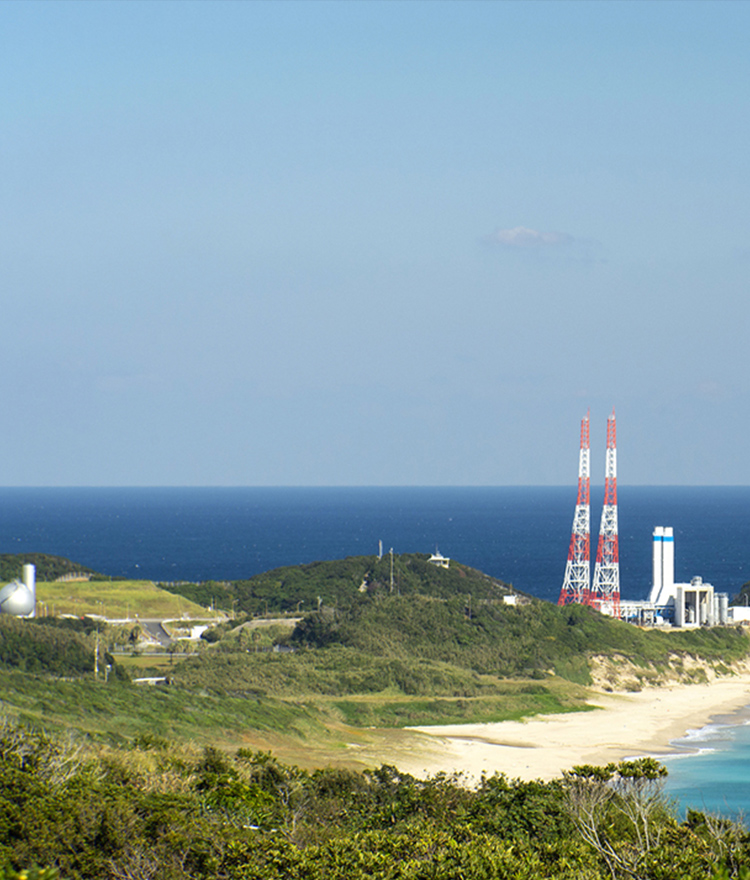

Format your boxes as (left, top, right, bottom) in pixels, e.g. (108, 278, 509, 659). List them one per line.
(675, 723, 736, 745)
(664, 746, 718, 760)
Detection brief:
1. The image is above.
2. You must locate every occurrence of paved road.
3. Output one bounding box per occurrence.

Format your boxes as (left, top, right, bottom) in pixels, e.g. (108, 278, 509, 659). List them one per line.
(139, 619, 172, 646)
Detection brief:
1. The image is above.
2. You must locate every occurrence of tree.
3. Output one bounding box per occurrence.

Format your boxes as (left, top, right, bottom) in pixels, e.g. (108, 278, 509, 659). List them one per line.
(563, 758, 670, 880)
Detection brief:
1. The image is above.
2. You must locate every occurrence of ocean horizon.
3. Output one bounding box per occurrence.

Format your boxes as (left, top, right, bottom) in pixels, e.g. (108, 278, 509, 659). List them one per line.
(2, 484, 750, 817)
(2, 485, 750, 603)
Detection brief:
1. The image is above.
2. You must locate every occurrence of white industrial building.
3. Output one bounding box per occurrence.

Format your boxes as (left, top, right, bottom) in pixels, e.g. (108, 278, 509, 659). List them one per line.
(619, 527, 730, 627)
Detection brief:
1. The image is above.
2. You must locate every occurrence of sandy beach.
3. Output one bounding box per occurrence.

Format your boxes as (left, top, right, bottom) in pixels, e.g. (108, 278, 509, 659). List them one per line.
(396, 675, 750, 782)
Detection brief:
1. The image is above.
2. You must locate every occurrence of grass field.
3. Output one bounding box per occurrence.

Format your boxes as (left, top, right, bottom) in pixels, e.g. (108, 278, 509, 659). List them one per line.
(0, 662, 594, 772)
(115, 653, 180, 673)
(35, 579, 223, 620)
(326, 684, 594, 728)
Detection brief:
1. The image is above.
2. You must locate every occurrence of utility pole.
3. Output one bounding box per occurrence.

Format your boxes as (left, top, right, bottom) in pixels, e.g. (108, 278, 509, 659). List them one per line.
(94, 625, 99, 680)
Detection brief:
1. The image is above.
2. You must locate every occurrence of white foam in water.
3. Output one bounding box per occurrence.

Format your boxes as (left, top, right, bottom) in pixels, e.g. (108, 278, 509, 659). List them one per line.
(676, 723, 734, 745)
(666, 747, 718, 760)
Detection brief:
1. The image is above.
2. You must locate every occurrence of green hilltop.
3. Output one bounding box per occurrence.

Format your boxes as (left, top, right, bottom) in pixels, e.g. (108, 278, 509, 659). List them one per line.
(159, 551, 522, 614)
(0, 552, 102, 583)
(171, 558, 750, 728)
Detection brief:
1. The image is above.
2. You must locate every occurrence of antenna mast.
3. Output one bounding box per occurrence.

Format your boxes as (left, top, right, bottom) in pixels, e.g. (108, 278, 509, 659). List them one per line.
(591, 409, 620, 617)
(558, 412, 591, 606)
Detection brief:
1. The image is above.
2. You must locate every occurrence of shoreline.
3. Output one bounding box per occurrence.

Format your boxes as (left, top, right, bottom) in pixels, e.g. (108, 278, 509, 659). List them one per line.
(395, 675, 750, 782)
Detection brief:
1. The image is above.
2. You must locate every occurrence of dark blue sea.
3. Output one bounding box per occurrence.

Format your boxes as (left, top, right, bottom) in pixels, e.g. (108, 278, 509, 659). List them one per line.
(2, 486, 749, 602)
(2, 485, 750, 816)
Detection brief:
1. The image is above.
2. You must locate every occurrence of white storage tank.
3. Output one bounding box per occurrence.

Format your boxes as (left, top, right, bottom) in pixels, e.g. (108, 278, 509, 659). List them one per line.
(717, 593, 729, 625)
(0, 564, 36, 617)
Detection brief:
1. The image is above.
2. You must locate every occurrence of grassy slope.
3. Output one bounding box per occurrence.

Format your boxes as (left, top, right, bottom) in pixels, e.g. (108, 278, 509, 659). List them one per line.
(0, 551, 220, 619)
(35, 579, 220, 620)
(170, 591, 750, 733)
(0, 665, 594, 773)
(0, 669, 330, 751)
(177, 595, 750, 694)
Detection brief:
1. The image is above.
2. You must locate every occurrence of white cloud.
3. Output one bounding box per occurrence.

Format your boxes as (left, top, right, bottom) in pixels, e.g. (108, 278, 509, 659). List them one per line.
(488, 226, 573, 248)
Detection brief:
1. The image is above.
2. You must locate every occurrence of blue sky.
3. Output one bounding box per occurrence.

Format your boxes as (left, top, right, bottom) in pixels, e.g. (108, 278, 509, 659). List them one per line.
(2, 0, 750, 486)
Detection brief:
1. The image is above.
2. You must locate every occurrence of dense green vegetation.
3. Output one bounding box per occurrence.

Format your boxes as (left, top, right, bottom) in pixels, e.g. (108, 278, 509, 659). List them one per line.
(0, 616, 102, 677)
(732, 581, 750, 606)
(0, 668, 328, 748)
(290, 593, 750, 676)
(174, 592, 750, 706)
(160, 553, 517, 615)
(0, 554, 102, 584)
(0, 716, 747, 880)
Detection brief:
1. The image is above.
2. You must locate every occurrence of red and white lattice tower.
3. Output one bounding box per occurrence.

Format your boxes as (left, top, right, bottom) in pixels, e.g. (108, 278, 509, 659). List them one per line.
(558, 412, 591, 606)
(591, 409, 620, 617)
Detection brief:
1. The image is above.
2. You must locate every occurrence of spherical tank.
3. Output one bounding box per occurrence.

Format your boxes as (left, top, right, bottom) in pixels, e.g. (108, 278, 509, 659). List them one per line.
(0, 581, 35, 616)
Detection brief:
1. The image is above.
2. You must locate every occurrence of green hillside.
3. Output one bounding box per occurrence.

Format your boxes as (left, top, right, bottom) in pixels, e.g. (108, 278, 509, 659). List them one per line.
(35, 578, 219, 620)
(168, 557, 750, 732)
(174, 591, 750, 706)
(293, 594, 750, 681)
(160, 552, 519, 615)
(0, 553, 217, 620)
(0, 616, 95, 676)
(0, 553, 103, 583)
(0, 615, 130, 681)
(2, 552, 750, 760)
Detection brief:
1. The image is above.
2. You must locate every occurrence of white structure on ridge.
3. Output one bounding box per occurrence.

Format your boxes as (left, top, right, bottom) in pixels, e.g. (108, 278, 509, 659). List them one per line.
(428, 550, 450, 569)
